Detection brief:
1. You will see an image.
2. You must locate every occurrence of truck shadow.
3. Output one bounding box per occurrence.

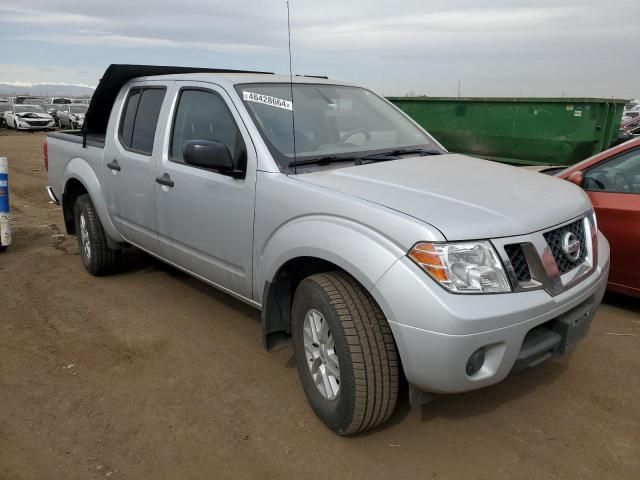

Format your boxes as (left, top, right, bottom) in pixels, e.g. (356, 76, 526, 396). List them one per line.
(109, 247, 577, 435)
(417, 363, 567, 423)
(111, 248, 261, 319)
(356, 362, 567, 436)
(602, 291, 640, 314)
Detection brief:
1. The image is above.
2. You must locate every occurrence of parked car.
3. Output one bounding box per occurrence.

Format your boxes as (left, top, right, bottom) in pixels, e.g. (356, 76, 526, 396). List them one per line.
(43, 103, 62, 126)
(622, 105, 640, 123)
(56, 104, 88, 129)
(557, 138, 640, 297)
(4, 104, 55, 130)
(48, 97, 72, 105)
(622, 111, 640, 122)
(8, 95, 46, 105)
(45, 64, 609, 434)
(613, 116, 640, 146)
(0, 102, 10, 128)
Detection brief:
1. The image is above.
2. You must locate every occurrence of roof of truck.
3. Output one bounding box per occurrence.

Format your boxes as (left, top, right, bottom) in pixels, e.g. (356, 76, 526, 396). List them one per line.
(82, 64, 351, 141)
(129, 72, 348, 85)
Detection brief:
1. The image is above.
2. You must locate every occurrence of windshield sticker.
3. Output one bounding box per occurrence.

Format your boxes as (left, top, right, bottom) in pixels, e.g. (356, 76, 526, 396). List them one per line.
(243, 91, 292, 111)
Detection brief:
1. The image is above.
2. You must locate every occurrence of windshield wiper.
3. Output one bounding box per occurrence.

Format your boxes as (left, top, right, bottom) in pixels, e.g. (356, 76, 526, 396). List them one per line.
(361, 147, 442, 160)
(288, 147, 441, 168)
(288, 155, 362, 167)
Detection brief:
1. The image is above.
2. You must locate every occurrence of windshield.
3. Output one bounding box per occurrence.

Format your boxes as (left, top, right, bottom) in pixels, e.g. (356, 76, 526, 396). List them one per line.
(236, 83, 442, 170)
(70, 105, 88, 113)
(15, 105, 45, 113)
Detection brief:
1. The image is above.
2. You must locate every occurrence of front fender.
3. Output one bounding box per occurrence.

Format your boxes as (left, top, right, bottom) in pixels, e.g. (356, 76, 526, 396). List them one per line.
(256, 214, 407, 303)
(64, 157, 123, 243)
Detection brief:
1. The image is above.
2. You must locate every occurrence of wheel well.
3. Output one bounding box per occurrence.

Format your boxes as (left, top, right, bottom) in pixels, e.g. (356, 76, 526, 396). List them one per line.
(62, 178, 88, 234)
(261, 256, 347, 351)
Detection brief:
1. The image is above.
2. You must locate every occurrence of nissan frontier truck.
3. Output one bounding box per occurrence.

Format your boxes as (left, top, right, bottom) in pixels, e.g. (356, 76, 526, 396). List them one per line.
(45, 65, 609, 434)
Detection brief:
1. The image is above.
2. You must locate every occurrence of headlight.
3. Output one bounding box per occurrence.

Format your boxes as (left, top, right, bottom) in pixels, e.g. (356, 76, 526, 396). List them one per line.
(408, 241, 511, 293)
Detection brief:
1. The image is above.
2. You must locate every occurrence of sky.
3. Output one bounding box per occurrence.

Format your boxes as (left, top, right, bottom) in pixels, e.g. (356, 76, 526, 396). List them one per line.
(0, 0, 638, 98)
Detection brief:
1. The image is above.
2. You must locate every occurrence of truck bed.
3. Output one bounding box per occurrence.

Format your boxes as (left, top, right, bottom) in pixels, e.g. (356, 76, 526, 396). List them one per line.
(47, 130, 106, 148)
(46, 130, 106, 204)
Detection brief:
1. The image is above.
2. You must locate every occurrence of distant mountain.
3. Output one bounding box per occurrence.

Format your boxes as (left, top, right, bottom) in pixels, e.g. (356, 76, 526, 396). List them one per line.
(0, 83, 95, 98)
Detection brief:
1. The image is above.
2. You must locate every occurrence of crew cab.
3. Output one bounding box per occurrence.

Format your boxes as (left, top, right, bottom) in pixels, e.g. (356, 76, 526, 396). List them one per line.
(46, 65, 610, 434)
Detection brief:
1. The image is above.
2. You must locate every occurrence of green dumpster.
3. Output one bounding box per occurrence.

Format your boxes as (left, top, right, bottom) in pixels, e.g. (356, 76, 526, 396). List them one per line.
(387, 97, 628, 166)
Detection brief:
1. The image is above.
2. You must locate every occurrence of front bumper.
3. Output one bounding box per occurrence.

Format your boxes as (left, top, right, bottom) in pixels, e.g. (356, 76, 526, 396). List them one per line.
(372, 232, 610, 394)
(17, 120, 55, 130)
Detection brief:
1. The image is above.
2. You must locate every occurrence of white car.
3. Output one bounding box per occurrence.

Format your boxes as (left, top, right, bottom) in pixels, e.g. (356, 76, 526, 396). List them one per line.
(56, 103, 88, 129)
(4, 104, 55, 130)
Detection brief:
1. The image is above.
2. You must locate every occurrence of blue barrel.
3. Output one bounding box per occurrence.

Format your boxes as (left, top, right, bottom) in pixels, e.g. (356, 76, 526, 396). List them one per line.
(0, 156, 11, 249)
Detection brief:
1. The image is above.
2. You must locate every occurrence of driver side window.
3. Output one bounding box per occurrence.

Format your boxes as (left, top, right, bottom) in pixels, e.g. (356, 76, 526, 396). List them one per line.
(583, 148, 640, 194)
(169, 88, 244, 168)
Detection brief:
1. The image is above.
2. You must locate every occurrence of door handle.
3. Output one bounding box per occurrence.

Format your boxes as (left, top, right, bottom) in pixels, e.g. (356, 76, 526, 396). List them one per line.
(155, 173, 175, 188)
(106, 159, 121, 171)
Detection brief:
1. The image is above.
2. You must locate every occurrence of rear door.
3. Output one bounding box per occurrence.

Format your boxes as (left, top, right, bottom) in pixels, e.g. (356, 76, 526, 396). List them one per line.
(583, 147, 640, 295)
(103, 81, 168, 253)
(154, 82, 257, 299)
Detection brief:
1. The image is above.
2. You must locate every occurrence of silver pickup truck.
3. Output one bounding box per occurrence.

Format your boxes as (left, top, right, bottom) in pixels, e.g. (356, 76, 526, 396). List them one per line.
(46, 64, 610, 434)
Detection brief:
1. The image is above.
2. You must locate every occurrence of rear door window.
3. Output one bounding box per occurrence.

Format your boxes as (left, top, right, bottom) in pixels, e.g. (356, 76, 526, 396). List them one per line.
(119, 87, 166, 155)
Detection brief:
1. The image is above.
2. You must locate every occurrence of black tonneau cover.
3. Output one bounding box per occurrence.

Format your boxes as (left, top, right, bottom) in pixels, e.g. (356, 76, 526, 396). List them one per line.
(82, 64, 272, 146)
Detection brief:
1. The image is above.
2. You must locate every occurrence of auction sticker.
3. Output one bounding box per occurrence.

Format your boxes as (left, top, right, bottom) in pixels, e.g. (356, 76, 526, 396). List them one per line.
(243, 91, 292, 111)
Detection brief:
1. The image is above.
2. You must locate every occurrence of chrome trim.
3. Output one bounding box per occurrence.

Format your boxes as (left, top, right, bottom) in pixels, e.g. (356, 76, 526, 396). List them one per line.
(493, 213, 596, 297)
(46, 186, 60, 204)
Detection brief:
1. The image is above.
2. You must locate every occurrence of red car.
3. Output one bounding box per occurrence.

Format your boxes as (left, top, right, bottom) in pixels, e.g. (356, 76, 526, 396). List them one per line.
(559, 138, 640, 297)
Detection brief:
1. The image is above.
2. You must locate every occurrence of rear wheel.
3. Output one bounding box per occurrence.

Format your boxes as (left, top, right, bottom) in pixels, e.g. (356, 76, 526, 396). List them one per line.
(74, 194, 119, 275)
(292, 271, 399, 435)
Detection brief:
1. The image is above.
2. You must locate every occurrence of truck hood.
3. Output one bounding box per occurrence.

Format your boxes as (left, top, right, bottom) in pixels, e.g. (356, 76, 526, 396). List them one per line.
(295, 154, 592, 240)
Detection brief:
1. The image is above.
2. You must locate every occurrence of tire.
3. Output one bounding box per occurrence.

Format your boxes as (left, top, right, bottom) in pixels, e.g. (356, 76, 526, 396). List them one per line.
(73, 194, 119, 275)
(292, 271, 399, 435)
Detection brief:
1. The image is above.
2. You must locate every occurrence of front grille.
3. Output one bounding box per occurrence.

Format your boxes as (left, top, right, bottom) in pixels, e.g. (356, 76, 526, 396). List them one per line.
(505, 244, 531, 282)
(543, 219, 587, 275)
(26, 120, 49, 126)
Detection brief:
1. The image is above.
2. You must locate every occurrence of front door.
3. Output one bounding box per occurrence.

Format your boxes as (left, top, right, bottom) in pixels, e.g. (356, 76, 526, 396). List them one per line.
(103, 82, 167, 252)
(583, 146, 640, 295)
(154, 83, 257, 299)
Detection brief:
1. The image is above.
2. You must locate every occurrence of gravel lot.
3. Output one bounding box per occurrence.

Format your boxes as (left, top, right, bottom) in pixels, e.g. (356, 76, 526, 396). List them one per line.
(1, 130, 639, 480)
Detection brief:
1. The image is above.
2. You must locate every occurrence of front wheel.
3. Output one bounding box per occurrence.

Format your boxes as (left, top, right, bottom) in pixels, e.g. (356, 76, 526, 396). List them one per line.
(74, 194, 119, 275)
(292, 272, 399, 435)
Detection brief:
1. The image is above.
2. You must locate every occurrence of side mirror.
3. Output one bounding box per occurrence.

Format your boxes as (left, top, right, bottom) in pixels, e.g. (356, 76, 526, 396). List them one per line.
(567, 171, 584, 187)
(183, 140, 235, 173)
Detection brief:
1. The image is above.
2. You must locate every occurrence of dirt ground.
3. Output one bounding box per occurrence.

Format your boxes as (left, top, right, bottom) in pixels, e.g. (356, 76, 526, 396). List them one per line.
(0, 130, 639, 480)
